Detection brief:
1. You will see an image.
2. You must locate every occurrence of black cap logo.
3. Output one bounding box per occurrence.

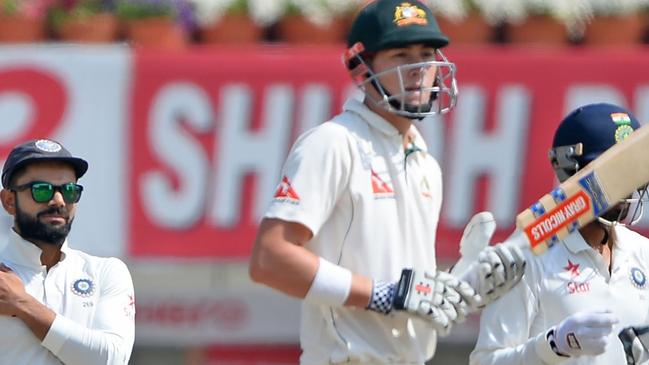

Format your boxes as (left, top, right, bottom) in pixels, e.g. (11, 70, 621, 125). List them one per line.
(34, 139, 62, 153)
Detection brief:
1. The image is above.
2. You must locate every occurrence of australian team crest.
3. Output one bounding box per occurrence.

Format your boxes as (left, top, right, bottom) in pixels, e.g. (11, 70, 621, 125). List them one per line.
(630, 267, 647, 289)
(394, 2, 428, 26)
(71, 278, 96, 297)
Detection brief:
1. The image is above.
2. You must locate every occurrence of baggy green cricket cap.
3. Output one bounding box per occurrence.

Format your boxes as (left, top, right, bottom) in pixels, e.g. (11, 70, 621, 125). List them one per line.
(347, 0, 449, 52)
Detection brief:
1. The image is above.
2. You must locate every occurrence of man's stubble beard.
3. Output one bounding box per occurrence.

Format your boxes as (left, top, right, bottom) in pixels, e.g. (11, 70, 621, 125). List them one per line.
(15, 199, 73, 247)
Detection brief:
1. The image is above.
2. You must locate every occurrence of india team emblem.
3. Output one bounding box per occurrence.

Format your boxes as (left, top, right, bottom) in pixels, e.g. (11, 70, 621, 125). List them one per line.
(35, 139, 62, 153)
(630, 268, 647, 289)
(72, 278, 96, 297)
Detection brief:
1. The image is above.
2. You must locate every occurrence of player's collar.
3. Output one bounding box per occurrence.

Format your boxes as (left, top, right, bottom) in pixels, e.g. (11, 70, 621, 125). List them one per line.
(344, 98, 400, 137)
(563, 230, 592, 254)
(2, 229, 70, 269)
(610, 224, 630, 252)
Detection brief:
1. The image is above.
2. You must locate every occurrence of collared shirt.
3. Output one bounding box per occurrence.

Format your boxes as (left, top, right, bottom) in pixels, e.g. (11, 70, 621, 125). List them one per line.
(471, 225, 649, 365)
(0, 230, 135, 365)
(265, 99, 443, 365)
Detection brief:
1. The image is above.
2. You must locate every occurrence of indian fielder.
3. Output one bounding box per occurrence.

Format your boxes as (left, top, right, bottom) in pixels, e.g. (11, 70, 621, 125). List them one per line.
(470, 103, 649, 365)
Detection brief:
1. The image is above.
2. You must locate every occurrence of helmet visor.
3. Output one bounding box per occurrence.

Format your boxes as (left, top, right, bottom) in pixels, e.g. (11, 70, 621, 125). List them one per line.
(354, 49, 457, 118)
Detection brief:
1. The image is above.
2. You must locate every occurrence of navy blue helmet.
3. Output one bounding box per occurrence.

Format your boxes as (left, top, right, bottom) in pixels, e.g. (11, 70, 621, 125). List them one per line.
(550, 103, 646, 225)
(550, 103, 641, 182)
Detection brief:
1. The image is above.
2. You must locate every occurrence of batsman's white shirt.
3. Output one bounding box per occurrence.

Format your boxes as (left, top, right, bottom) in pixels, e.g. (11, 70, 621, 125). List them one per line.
(0, 230, 135, 365)
(471, 225, 649, 365)
(265, 99, 443, 365)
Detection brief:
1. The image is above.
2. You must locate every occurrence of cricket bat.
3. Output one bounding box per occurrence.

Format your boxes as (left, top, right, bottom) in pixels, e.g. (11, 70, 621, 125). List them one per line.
(510, 123, 649, 255)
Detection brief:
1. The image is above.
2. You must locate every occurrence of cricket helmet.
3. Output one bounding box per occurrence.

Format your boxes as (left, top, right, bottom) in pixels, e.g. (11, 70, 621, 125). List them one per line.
(343, 0, 457, 119)
(549, 103, 646, 225)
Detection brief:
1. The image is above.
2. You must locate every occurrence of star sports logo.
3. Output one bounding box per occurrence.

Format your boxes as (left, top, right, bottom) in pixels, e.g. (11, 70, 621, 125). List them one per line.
(274, 176, 300, 204)
(564, 260, 591, 294)
(564, 260, 580, 277)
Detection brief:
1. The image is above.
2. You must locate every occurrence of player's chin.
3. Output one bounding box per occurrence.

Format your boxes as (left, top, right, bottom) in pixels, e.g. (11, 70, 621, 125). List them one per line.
(403, 98, 431, 109)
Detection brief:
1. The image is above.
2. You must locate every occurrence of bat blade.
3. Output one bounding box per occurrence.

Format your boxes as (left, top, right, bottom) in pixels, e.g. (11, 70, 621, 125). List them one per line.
(516, 123, 649, 255)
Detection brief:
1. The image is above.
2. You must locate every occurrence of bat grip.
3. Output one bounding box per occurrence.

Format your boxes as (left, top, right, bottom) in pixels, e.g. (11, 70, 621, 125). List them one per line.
(502, 230, 530, 250)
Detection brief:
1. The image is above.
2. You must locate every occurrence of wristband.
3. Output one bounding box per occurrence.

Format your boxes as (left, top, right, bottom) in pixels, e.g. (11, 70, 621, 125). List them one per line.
(304, 257, 352, 306)
(547, 328, 570, 358)
(367, 280, 396, 314)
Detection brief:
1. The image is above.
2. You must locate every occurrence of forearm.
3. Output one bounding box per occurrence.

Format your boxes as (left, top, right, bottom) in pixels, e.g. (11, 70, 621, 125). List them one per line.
(250, 218, 372, 307)
(14, 295, 132, 365)
(250, 239, 371, 307)
(14, 294, 56, 341)
(41, 315, 133, 365)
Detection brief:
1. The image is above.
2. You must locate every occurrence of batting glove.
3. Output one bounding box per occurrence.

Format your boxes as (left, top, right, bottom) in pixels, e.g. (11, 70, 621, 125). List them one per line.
(459, 242, 526, 308)
(451, 211, 497, 278)
(547, 310, 619, 358)
(367, 269, 481, 336)
(619, 325, 649, 365)
(450, 212, 526, 308)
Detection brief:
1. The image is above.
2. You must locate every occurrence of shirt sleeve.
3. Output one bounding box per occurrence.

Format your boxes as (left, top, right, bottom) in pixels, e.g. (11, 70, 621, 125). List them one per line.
(41, 258, 135, 365)
(470, 261, 570, 365)
(264, 121, 353, 236)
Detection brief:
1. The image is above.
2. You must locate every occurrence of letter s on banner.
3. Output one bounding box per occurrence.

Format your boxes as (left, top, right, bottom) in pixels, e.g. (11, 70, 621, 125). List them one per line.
(141, 82, 213, 229)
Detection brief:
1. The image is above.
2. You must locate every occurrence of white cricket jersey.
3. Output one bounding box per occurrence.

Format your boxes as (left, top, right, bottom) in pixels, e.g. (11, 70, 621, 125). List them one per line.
(265, 99, 443, 365)
(471, 225, 649, 365)
(0, 230, 135, 365)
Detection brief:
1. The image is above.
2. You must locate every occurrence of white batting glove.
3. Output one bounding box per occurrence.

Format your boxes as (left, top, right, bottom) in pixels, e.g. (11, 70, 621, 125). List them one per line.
(459, 243, 526, 308)
(450, 211, 526, 308)
(367, 269, 481, 336)
(619, 325, 649, 364)
(548, 310, 619, 357)
(450, 211, 497, 278)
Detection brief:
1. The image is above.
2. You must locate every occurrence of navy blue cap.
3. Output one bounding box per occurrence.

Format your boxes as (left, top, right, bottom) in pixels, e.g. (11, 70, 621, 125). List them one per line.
(1, 139, 88, 188)
(553, 103, 641, 168)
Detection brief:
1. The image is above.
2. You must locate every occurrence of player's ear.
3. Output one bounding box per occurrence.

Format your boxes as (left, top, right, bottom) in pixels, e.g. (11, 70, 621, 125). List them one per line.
(0, 189, 16, 216)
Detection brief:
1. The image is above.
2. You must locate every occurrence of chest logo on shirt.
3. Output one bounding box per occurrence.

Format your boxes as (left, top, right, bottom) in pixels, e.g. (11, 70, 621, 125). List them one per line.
(564, 260, 591, 294)
(564, 260, 580, 278)
(71, 278, 95, 297)
(630, 267, 647, 289)
(371, 169, 394, 199)
(273, 176, 300, 204)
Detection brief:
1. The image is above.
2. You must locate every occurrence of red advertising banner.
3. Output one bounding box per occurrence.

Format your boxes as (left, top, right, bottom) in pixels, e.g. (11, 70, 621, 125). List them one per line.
(129, 46, 353, 258)
(205, 345, 300, 365)
(128, 46, 649, 260)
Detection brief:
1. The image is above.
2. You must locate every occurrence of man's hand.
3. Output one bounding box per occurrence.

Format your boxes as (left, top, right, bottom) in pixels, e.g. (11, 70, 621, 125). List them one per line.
(549, 310, 619, 357)
(619, 325, 649, 364)
(451, 211, 497, 277)
(0, 263, 25, 317)
(392, 269, 481, 336)
(460, 243, 526, 308)
(450, 211, 526, 308)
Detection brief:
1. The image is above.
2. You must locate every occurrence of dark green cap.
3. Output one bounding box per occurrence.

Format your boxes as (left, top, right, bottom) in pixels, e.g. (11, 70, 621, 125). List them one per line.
(347, 0, 449, 53)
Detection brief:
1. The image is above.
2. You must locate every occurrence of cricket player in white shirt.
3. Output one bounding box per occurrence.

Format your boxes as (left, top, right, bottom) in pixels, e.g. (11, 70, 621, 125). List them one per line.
(470, 103, 649, 365)
(0, 139, 135, 365)
(249, 1, 525, 364)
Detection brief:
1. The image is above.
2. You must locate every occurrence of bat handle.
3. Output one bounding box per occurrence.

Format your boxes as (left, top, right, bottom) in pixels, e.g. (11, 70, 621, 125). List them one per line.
(502, 230, 530, 250)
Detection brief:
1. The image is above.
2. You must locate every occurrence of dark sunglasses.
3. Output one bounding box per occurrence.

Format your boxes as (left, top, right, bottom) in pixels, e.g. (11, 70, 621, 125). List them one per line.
(11, 181, 83, 204)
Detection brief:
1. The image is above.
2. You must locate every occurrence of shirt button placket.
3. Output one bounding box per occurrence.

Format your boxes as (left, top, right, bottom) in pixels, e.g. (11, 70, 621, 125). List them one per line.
(42, 268, 62, 311)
